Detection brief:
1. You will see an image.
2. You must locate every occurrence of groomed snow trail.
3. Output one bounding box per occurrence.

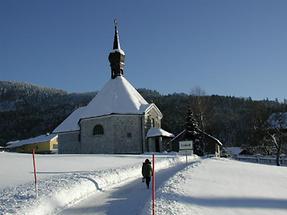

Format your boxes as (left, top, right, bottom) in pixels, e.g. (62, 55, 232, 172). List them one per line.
(59, 161, 201, 215)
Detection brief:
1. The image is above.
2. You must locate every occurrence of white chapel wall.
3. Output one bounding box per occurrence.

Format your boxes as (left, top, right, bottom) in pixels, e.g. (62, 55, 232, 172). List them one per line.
(80, 115, 143, 154)
(58, 131, 80, 154)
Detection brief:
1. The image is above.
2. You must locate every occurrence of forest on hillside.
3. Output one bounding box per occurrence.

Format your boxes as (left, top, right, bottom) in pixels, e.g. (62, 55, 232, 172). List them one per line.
(1, 81, 287, 151)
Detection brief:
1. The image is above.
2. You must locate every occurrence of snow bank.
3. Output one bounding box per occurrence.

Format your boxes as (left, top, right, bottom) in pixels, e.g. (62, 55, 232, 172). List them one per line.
(142, 160, 201, 215)
(0, 153, 193, 215)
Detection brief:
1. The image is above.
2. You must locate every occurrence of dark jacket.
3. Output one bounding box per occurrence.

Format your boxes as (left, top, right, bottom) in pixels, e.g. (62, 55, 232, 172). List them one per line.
(142, 162, 152, 178)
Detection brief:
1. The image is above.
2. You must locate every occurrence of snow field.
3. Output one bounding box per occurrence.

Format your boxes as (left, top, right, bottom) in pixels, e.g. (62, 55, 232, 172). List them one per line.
(5, 153, 287, 215)
(0, 153, 196, 215)
(150, 158, 287, 215)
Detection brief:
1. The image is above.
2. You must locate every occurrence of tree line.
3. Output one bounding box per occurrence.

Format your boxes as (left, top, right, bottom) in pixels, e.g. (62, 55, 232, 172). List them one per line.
(1, 81, 287, 154)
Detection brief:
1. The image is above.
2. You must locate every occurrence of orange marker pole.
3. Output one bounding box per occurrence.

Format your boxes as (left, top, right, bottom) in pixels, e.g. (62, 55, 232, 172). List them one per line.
(152, 154, 155, 215)
(32, 148, 38, 197)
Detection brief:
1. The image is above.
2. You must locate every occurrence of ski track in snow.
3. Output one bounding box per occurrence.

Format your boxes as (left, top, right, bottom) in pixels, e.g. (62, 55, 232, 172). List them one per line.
(0, 155, 198, 215)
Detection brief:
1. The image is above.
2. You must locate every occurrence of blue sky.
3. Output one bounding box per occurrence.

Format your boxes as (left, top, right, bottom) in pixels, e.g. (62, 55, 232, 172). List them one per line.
(1, 0, 287, 101)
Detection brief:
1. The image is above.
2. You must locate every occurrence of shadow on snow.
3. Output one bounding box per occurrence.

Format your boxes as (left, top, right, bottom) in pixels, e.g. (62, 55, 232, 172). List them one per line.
(60, 162, 197, 215)
(164, 194, 287, 210)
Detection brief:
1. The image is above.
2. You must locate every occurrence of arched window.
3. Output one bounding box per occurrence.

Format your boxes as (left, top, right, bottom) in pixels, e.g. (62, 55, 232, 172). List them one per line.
(127, 132, 132, 138)
(93, 124, 104, 135)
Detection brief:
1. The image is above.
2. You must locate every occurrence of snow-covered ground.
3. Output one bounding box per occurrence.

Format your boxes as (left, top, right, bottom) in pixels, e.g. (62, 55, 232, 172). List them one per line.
(1, 152, 287, 215)
(152, 158, 287, 215)
(0, 152, 191, 214)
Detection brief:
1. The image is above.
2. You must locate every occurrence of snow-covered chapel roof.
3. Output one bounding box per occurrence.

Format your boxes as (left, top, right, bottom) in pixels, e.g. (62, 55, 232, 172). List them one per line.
(53, 76, 155, 133)
(53, 107, 86, 133)
(81, 76, 150, 119)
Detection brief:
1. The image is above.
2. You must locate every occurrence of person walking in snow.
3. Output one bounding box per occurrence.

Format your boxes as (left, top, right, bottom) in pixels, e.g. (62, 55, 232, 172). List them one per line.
(142, 159, 153, 189)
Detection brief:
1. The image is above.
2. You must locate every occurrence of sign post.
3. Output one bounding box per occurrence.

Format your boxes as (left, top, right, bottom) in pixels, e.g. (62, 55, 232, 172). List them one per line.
(152, 154, 155, 215)
(179, 141, 193, 164)
(32, 148, 38, 198)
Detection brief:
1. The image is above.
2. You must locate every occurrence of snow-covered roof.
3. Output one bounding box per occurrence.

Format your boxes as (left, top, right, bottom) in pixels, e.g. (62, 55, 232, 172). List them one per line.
(81, 76, 150, 119)
(6, 134, 58, 149)
(146, 127, 174, 138)
(267, 112, 287, 129)
(224, 147, 242, 155)
(53, 76, 157, 133)
(145, 103, 163, 119)
(53, 107, 86, 133)
(199, 130, 223, 146)
(209, 136, 223, 146)
(6, 140, 19, 146)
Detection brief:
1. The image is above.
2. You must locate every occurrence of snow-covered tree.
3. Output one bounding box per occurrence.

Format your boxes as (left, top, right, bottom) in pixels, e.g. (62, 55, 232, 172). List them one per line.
(184, 109, 199, 140)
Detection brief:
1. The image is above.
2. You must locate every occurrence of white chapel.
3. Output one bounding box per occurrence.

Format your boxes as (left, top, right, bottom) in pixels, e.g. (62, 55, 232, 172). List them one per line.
(53, 22, 173, 154)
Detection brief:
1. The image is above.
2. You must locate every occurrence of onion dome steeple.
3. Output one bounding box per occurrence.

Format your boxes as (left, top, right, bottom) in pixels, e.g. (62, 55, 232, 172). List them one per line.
(108, 19, 125, 79)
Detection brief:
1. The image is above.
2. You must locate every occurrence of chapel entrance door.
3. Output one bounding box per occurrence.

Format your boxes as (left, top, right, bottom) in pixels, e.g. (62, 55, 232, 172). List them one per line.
(155, 137, 160, 152)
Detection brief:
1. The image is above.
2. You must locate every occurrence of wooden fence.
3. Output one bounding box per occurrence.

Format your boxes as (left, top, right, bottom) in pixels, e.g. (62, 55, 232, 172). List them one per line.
(235, 155, 287, 166)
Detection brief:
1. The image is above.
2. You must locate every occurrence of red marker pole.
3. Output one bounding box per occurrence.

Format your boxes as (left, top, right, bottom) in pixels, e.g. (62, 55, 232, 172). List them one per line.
(32, 148, 38, 197)
(152, 154, 155, 215)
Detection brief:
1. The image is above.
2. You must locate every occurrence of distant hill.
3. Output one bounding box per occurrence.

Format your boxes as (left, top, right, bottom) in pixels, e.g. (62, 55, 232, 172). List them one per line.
(1, 80, 287, 149)
(0, 81, 67, 112)
(0, 81, 96, 145)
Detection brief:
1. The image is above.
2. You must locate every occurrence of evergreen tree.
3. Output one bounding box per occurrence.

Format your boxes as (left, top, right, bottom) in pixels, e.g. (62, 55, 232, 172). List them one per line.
(184, 109, 199, 141)
(184, 109, 205, 155)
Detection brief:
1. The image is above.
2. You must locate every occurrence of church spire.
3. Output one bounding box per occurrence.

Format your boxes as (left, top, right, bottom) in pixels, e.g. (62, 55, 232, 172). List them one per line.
(113, 19, 120, 50)
(109, 19, 125, 79)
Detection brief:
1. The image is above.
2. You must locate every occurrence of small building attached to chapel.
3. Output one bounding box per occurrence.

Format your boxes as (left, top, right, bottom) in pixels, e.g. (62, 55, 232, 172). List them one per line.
(53, 22, 173, 154)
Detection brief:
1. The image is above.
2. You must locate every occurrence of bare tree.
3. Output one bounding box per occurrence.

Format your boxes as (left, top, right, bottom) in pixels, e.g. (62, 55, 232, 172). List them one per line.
(189, 86, 207, 130)
(190, 86, 206, 96)
(267, 113, 287, 166)
(268, 131, 283, 166)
